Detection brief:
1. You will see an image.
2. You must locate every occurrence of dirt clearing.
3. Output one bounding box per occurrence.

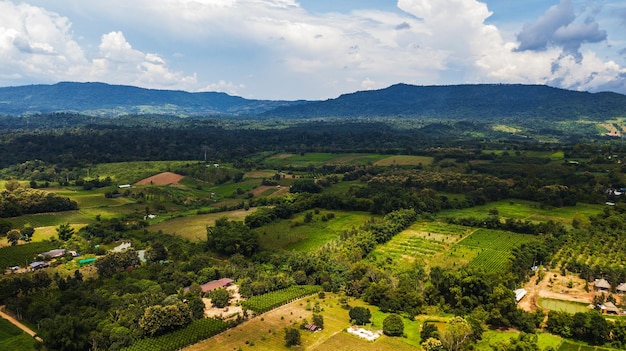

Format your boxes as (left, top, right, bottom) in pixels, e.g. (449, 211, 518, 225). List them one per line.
(135, 172, 185, 185)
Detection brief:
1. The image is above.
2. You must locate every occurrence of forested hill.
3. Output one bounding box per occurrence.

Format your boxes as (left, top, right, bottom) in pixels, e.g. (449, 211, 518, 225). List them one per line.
(0, 82, 299, 116)
(263, 83, 626, 120)
(1, 82, 626, 120)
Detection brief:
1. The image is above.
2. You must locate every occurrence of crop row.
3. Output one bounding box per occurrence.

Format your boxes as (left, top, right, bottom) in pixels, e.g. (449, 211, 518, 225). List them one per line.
(242, 285, 322, 314)
(0, 241, 57, 268)
(120, 317, 230, 351)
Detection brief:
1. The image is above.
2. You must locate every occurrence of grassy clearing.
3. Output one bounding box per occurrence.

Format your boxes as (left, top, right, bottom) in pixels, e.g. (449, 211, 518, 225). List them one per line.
(538, 298, 590, 314)
(148, 208, 255, 241)
(256, 210, 375, 252)
(373, 155, 434, 166)
(558, 340, 618, 351)
(183, 293, 421, 351)
(439, 199, 603, 226)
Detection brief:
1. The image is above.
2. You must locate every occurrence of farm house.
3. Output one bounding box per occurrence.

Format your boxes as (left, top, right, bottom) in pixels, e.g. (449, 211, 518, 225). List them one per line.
(594, 279, 611, 292)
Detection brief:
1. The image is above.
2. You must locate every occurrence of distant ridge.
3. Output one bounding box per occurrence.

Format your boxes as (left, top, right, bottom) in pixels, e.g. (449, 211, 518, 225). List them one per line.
(263, 83, 626, 120)
(1, 81, 625, 120)
(0, 82, 299, 116)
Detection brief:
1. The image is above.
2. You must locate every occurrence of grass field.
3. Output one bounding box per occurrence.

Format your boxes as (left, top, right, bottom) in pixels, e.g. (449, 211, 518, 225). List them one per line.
(264, 153, 388, 168)
(183, 293, 422, 351)
(438, 199, 604, 226)
(538, 298, 590, 314)
(0, 318, 36, 351)
(373, 155, 434, 166)
(476, 330, 562, 350)
(148, 208, 255, 241)
(256, 210, 376, 252)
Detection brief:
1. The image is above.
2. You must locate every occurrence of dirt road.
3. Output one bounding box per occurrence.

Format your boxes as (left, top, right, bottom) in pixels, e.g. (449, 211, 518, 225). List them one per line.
(0, 305, 42, 341)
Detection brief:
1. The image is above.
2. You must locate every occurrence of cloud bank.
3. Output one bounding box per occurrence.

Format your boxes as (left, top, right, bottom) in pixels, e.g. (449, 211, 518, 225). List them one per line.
(0, 0, 624, 99)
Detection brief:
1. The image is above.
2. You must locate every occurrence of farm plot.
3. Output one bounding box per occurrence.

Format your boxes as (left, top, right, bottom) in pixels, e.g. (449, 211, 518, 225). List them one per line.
(264, 153, 387, 168)
(538, 298, 590, 314)
(149, 208, 254, 242)
(0, 241, 57, 268)
(439, 200, 603, 226)
(433, 228, 539, 273)
(373, 155, 434, 166)
(242, 285, 322, 314)
(372, 221, 470, 269)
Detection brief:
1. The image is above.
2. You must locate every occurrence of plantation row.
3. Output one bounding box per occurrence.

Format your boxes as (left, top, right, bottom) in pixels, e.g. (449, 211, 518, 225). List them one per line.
(0, 241, 57, 268)
(242, 285, 322, 314)
(120, 318, 230, 351)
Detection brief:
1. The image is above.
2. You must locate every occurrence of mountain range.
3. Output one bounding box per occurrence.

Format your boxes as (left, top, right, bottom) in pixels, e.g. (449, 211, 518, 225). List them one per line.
(1, 81, 625, 120)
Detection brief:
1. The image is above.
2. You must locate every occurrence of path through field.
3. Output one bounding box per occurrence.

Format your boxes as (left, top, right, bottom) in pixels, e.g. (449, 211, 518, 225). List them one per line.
(0, 305, 41, 341)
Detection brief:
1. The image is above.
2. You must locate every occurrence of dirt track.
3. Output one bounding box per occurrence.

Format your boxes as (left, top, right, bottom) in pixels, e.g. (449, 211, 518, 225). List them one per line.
(0, 305, 41, 341)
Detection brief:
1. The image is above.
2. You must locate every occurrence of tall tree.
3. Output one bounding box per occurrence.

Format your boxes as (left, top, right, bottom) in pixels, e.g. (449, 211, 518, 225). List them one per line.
(56, 223, 75, 241)
(6, 229, 20, 246)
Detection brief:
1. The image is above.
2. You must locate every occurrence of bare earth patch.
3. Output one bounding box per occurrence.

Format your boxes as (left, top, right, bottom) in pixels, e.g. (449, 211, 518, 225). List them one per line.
(203, 285, 244, 319)
(135, 172, 185, 185)
(519, 271, 594, 312)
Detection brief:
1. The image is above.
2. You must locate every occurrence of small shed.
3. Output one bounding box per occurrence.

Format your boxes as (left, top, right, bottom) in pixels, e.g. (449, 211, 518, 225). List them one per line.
(39, 249, 66, 258)
(305, 324, 321, 332)
(184, 278, 234, 294)
(603, 301, 620, 315)
(29, 261, 49, 271)
(78, 258, 97, 267)
(514, 288, 527, 302)
(595, 279, 611, 292)
(617, 283, 626, 294)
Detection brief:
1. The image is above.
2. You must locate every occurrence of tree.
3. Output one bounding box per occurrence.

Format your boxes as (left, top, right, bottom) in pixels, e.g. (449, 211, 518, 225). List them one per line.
(284, 327, 301, 347)
(312, 314, 324, 329)
(209, 288, 230, 308)
(383, 313, 404, 336)
(440, 316, 473, 351)
(207, 217, 259, 256)
(7, 229, 20, 246)
(0, 219, 12, 237)
(139, 303, 192, 336)
(20, 226, 35, 242)
(4, 179, 21, 192)
(349, 306, 371, 325)
(421, 322, 440, 341)
(422, 337, 444, 351)
(146, 241, 168, 262)
(56, 223, 75, 241)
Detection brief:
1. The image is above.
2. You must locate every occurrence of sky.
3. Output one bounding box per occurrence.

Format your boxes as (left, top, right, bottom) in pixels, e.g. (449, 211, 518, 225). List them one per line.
(0, 0, 625, 100)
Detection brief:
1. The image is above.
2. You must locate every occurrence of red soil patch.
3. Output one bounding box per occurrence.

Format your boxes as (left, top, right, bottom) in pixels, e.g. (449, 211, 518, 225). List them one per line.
(135, 172, 185, 185)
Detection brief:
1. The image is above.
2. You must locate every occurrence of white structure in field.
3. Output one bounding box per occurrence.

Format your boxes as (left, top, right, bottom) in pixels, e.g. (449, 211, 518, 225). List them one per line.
(346, 326, 382, 341)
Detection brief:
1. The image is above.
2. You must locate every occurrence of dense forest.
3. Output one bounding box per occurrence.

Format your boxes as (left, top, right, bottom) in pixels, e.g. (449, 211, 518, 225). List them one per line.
(1, 104, 626, 351)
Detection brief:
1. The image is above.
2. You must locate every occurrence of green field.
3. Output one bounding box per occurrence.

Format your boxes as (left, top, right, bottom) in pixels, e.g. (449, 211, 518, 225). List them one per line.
(149, 208, 255, 241)
(558, 340, 618, 351)
(263, 153, 388, 168)
(373, 155, 434, 166)
(0, 241, 58, 268)
(439, 199, 604, 226)
(476, 330, 562, 350)
(538, 298, 590, 314)
(431, 228, 539, 273)
(372, 221, 470, 269)
(0, 318, 36, 351)
(256, 210, 376, 252)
